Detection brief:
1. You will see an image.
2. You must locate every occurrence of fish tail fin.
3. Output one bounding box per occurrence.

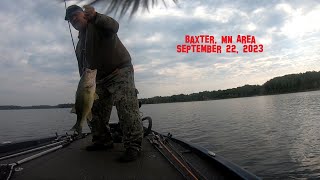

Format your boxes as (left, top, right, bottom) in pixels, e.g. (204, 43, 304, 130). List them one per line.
(94, 93, 99, 100)
(70, 123, 82, 134)
(70, 106, 76, 114)
(87, 111, 93, 121)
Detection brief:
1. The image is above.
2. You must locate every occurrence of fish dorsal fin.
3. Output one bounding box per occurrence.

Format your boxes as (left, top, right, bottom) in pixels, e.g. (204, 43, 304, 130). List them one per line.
(70, 106, 76, 114)
(94, 93, 99, 100)
(87, 111, 93, 121)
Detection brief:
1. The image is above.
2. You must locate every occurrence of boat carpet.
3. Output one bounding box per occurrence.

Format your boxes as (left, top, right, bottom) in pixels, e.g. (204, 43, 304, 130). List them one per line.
(3, 135, 185, 180)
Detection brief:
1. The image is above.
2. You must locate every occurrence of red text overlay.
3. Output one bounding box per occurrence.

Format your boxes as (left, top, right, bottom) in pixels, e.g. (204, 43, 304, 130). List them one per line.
(176, 35, 264, 54)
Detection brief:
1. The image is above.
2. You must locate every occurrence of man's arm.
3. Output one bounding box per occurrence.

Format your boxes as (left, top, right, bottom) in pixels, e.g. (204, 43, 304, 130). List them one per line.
(84, 5, 119, 34)
(94, 13, 119, 33)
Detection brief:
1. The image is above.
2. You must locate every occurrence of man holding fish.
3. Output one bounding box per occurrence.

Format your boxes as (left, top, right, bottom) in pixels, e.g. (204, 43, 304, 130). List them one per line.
(65, 4, 143, 162)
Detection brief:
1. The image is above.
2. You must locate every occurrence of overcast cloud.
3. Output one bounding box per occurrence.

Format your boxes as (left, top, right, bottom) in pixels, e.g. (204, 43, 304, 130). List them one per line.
(0, 0, 319, 105)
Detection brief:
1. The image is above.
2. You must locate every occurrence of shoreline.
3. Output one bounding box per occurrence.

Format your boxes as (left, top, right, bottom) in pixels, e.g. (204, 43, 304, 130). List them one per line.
(1, 89, 319, 110)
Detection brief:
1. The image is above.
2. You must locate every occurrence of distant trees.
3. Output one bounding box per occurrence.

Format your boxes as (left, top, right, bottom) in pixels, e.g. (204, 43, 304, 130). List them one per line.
(0, 105, 23, 110)
(140, 85, 262, 104)
(2, 71, 320, 109)
(0, 104, 73, 110)
(56, 104, 74, 108)
(262, 71, 320, 94)
(140, 71, 320, 104)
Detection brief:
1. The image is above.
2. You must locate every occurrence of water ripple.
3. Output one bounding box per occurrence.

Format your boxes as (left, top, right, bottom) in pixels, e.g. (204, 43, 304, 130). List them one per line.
(1, 91, 320, 179)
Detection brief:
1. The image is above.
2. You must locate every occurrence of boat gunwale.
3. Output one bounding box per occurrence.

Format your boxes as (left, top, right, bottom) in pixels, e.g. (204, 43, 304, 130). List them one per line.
(168, 135, 261, 180)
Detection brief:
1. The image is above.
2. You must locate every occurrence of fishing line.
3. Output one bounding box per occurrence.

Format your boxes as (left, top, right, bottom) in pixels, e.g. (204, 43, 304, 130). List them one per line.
(64, 0, 77, 57)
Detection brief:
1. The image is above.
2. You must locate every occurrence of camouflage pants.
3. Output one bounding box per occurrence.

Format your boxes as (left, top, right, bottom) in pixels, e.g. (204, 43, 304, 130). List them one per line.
(88, 66, 143, 151)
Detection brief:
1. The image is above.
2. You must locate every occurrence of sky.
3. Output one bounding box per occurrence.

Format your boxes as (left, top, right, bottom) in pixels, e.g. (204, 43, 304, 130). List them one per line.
(0, 0, 320, 106)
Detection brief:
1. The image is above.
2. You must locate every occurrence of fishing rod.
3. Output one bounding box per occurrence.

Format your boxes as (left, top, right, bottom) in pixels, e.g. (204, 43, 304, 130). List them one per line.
(63, 0, 90, 72)
(0, 140, 71, 180)
(0, 133, 89, 180)
(0, 139, 68, 161)
(149, 132, 199, 180)
(63, 0, 77, 56)
(0, 132, 79, 161)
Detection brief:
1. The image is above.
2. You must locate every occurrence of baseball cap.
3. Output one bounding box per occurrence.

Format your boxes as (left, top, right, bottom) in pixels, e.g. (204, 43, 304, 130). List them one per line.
(65, 5, 83, 21)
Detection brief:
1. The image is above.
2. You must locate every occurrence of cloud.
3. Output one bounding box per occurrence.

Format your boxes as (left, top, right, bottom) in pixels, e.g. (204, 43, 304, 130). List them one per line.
(280, 5, 320, 38)
(0, 0, 320, 105)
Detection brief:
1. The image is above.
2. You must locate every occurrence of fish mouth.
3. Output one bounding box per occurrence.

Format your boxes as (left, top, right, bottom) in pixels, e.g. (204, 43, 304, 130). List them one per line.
(85, 84, 94, 88)
(83, 68, 97, 74)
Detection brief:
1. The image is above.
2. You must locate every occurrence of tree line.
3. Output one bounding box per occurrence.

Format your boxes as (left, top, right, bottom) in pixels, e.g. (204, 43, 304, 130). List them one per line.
(0, 104, 74, 110)
(140, 71, 320, 104)
(1, 71, 320, 109)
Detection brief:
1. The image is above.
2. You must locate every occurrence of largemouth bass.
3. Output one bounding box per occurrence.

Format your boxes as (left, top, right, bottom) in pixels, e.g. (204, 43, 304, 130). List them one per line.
(70, 68, 99, 134)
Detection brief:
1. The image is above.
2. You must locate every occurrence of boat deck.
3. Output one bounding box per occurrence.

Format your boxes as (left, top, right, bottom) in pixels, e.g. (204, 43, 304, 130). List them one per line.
(1, 131, 261, 180)
(2, 135, 184, 180)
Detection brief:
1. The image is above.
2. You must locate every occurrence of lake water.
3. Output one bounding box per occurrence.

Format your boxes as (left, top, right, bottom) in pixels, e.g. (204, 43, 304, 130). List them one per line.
(1, 91, 320, 179)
